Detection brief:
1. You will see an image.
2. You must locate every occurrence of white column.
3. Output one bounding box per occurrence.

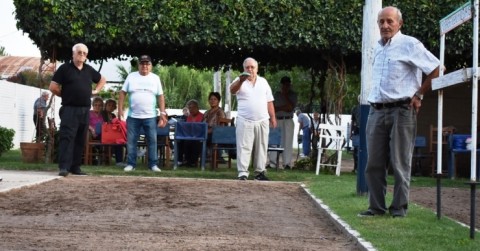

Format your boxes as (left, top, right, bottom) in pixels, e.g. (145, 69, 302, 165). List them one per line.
(224, 67, 232, 118)
(360, 0, 382, 103)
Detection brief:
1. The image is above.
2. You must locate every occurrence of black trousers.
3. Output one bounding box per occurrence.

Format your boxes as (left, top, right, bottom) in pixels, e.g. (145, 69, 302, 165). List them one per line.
(57, 106, 90, 172)
(33, 114, 47, 139)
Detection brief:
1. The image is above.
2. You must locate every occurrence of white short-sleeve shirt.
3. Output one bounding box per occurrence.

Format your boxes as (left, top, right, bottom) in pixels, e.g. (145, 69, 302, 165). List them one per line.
(122, 72, 163, 119)
(231, 76, 274, 122)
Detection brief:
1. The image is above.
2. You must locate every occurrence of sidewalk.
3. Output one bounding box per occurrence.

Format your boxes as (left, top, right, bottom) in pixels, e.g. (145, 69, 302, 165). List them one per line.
(0, 170, 60, 193)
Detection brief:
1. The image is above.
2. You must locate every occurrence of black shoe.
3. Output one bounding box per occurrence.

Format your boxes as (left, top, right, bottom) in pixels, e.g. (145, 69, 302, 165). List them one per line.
(238, 175, 248, 180)
(58, 170, 69, 177)
(392, 214, 405, 218)
(357, 210, 384, 217)
(254, 172, 269, 181)
(71, 170, 87, 176)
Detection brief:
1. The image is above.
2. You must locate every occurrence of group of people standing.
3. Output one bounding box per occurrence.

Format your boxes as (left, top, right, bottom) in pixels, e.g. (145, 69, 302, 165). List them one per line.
(35, 5, 435, 220)
(48, 44, 167, 176)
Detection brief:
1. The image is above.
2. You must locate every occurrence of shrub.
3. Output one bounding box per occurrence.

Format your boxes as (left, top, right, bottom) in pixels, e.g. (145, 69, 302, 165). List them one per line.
(0, 126, 15, 157)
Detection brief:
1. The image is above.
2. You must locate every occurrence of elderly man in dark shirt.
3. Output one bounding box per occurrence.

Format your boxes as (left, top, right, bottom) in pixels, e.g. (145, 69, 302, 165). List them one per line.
(49, 43, 106, 177)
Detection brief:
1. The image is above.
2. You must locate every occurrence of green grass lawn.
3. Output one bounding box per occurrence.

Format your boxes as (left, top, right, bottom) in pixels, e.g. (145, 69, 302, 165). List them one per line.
(1, 150, 479, 250)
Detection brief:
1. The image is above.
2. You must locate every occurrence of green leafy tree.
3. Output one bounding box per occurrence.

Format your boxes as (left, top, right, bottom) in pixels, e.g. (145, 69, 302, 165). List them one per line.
(14, 0, 474, 116)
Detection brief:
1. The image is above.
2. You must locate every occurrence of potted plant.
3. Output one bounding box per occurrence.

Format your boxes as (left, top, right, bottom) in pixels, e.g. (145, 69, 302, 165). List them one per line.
(0, 126, 15, 157)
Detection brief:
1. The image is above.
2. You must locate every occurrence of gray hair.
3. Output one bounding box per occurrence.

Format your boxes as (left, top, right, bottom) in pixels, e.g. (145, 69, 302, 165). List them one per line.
(380, 6, 403, 22)
(41, 91, 50, 97)
(186, 99, 199, 108)
(243, 57, 258, 68)
(72, 43, 88, 53)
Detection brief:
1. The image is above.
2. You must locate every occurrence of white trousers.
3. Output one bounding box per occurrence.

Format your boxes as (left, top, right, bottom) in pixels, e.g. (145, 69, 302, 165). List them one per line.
(268, 118, 294, 167)
(236, 117, 269, 177)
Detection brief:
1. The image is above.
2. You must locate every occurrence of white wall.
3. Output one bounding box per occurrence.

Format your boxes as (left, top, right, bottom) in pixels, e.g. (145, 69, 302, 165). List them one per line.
(0, 80, 61, 149)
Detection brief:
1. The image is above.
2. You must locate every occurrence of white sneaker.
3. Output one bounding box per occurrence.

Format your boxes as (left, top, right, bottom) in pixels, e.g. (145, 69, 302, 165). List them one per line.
(151, 165, 161, 172)
(299, 153, 306, 158)
(124, 165, 135, 172)
(115, 162, 127, 167)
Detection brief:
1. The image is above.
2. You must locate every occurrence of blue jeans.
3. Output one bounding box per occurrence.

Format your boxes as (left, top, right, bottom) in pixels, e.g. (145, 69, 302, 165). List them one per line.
(126, 117, 157, 168)
(302, 127, 311, 156)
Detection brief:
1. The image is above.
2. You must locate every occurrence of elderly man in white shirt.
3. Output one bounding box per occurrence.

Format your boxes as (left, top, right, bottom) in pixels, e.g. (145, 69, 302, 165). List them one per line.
(230, 57, 277, 181)
(358, 6, 440, 218)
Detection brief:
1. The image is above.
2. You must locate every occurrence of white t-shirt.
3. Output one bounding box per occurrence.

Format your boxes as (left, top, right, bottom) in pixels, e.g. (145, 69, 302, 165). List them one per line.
(122, 72, 163, 119)
(231, 76, 274, 121)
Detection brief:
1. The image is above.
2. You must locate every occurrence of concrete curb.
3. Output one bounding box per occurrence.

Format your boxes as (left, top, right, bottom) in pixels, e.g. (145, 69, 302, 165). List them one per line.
(301, 183, 376, 251)
(0, 170, 61, 193)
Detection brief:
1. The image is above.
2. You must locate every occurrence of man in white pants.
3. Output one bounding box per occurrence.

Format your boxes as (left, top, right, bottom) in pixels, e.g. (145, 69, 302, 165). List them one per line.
(230, 57, 277, 181)
(268, 76, 297, 169)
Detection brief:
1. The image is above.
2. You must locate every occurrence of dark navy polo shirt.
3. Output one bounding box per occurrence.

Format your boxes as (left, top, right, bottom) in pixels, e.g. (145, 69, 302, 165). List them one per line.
(52, 62, 101, 106)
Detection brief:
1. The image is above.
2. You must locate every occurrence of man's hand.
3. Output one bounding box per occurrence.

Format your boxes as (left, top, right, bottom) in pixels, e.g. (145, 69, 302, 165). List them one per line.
(410, 96, 422, 114)
(239, 74, 249, 83)
(158, 114, 168, 128)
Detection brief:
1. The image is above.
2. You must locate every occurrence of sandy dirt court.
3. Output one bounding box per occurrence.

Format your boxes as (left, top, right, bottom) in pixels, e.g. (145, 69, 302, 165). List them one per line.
(0, 158, 478, 250)
(0, 177, 361, 250)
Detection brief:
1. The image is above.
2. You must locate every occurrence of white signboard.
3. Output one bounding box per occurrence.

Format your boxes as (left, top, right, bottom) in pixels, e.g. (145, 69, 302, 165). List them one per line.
(440, 2, 472, 35)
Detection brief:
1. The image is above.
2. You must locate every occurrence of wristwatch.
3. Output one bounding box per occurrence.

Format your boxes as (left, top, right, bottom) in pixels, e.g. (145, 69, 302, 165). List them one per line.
(414, 92, 423, 100)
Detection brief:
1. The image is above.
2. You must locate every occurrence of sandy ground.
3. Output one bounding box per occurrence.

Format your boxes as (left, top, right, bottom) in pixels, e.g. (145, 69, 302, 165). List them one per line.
(0, 176, 361, 251)
(0, 158, 478, 250)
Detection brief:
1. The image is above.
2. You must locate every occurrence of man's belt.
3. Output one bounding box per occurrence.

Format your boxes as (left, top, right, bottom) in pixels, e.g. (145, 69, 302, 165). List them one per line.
(370, 99, 411, 109)
(276, 116, 293, 120)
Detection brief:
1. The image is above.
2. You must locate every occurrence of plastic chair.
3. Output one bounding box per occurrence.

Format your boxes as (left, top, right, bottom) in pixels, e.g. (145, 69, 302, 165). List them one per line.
(211, 126, 236, 169)
(412, 136, 428, 176)
(315, 123, 346, 176)
(267, 127, 284, 170)
(173, 122, 208, 170)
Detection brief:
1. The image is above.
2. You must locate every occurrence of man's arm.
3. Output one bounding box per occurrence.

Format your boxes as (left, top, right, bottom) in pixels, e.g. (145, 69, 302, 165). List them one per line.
(418, 66, 440, 95)
(92, 76, 107, 95)
(157, 94, 167, 128)
(117, 91, 126, 120)
(268, 101, 277, 128)
(48, 81, 61, 97)
(229, 75, 249, 94)
(410, 66, 441, 113)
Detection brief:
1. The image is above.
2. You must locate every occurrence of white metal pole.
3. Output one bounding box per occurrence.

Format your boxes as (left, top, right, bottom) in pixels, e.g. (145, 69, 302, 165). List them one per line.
(470, 0, 479, 181)
(437, 34, 445, 175)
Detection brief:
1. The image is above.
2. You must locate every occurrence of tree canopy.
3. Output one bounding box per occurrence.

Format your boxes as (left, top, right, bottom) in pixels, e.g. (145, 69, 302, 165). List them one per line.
(14, 0, 364, 69)
(14, 0, 476, 70)
(13, 0, 479, 116)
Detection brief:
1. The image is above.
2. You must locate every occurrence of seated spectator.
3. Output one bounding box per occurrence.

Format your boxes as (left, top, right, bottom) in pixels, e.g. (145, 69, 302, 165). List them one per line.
(100, 98, 126, 167)
(181, 99, 204, 167)
(203, 92, 226, 134)
(89, 97, 104, 139)
(101, 98, 118, 123)
(202, 92, 226, 162)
